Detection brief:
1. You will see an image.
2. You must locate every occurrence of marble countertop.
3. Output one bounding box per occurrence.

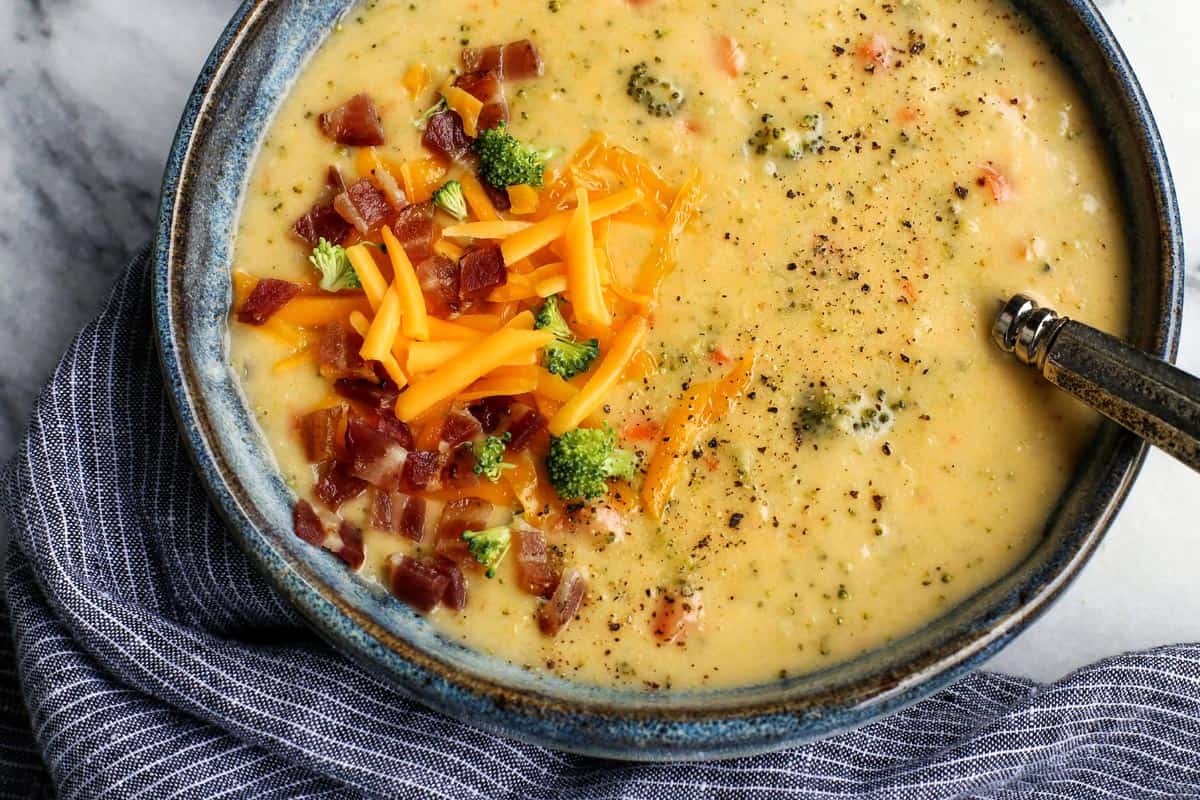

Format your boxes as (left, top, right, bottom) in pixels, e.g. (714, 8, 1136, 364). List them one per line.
(1, 0, 1196, 683)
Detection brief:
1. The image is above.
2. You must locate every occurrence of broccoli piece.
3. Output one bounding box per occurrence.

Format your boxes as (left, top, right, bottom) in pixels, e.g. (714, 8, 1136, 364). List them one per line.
(473, 432, 514, 482)
(473, 122, 558, 188)
(431, 180, 468, 220)
(462, 524, 512, 578)
(625, 61, 686, 118)
(413, 96, 448, 128)
(747, 112, 824, 160)
(535, 295, 600, 379)
(308, 238, 360, 291)
(546, 425, 637, 500)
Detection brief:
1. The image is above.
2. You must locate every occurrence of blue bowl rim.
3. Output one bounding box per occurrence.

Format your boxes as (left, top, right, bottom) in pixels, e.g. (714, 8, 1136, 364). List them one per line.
(152, 0, 1184, 760)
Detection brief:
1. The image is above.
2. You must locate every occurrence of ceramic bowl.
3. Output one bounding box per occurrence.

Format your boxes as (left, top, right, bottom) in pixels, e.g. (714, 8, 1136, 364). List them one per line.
(152, 0, 1183, 760)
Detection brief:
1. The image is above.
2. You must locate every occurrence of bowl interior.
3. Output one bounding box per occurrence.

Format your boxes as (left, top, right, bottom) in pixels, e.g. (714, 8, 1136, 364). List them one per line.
(153, 0, 1183, 759)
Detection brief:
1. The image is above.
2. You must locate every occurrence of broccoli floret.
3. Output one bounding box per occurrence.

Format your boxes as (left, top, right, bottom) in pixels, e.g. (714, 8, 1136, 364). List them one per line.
(431, 180, 468, 220)
(473, 432, 514, 482)
(462, 524, 512, 578)
(473, 122, 558, 188)
(625, 62, 686, 118)
(747, 112, 825, 160)
(308, 238, 360, 291)
(535, 295, 600, 379)
(413, 96, 448, 128)
(546, 425, 637, 500)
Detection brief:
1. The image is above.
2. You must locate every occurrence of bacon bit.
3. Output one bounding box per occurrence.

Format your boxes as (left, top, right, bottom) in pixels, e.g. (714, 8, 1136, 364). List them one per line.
(462, 40, 544, 81)
(856, 34, 892, 71)
(292, 204, 352, 247)
(459, 246, 508, 300)
(441, 411, 484, 447)
(373, 490, 428, 541)
(709, 347, 734, 366)
(422, 111, 473, 162)
(298, 405, 347, 462)
(455, 71, 509, 132)
(650, 591, 703, 643)
(977, 163, 1012, 203)
(333, 378, 401, 414)
(313, 460, 367, 510)
(333, 521, 365, 570)
(293, 499, 325, 545)
(481, 179, 512, 212)
(622, 418, 660, 442)
(435, 497, 493, 563)
(236, 279, 301, 325)
(387, 554, 450, 613)
(415, 255, 462, 316)
(505, 405, 547, 452)
(345, 418, 408, 489)
(327, 165, 350, 194)
(318, 94, 385, 147)
(318, 322, 378, 382)
(334, 179, 395, 235)
(468, 395, 514, 433)
(434, 557, 468, 610)
(392, 202, 437, 263)
(401, 449, 443, 491)
(515, 527, 556, 597)
(441, 443, 478, 488)
(899, 278, 919, 303)
(538, 569, 586, 635)
(716, 35, 746, 77)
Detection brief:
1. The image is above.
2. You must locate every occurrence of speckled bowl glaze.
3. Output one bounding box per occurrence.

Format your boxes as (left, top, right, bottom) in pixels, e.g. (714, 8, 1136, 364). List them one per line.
(152, 0, 1183, 760)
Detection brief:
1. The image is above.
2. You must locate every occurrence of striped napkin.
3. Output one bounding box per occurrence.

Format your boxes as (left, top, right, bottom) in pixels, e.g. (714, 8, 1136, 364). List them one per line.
(3, 250, 1199, 799)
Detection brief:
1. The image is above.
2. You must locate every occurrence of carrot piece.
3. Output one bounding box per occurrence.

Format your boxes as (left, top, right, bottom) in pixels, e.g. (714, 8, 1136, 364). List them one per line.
(459, 173, 500, 221)
(535, 274, 569, 298)
(380, 226, 430, 340)
(503, 310, 536, 331)
(272, 344, 316, 374)
(395, 328, 556, 421)
(978, 163, 1012, 203)
(458, 366, 539, 401)
(433, 238, 465, 260)
(406, 339, 472, 373)
(443, 86, 484, 137)
(716, 34, 746, 77)
(275, 294, 371, 327)
(487, 275, 538, 303)
(420, 481, 515, 507)
(536, 368, 578, 403)
(501, 188, 642, 265)
(360, 287, 402, 361)
(641, 381, 716, 519)
(232, 270, 257, 306)
(395, 157, 447, 203)
(507, 184, 540, 215)
(634, 168, 705, 299)
(441, 220, 533, 239)
(547, 316, 648, 435)
(345, 244, 389, 310)
(708, 350, 757, 420)
(564, 188, 610, 327)
(258, 317, 304, 348)
(348, 310, 408, 388)
(623, 418, 660, 442)
(453, 314, 505, 333)
(402, 63, 431, 99)
(504, 450, 563, 526)
(426, 317, 485, 341)
(622, 349, 658, 382)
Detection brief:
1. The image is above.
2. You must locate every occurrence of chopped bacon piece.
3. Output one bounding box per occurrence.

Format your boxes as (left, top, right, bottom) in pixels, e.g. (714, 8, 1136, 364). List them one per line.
(334, 378, 401, 414)
(459, 246, 507, 300)
(369, 488, 393, 529)
(650, 591, 703, 643)
(313, 460, 367, 510)
(334, 179, 396, 234)
(415, 256, 461, 316)
(318, 322, 378, 382)
(292, 204, 352, 248)
(422, 111, 473, 161)
(441, 444, 480, 488)
(236, 279, 301, 325)
(454, 71, 508, 132)
(391, 202, 436, 263)
(538, 568, 587, 635)
(442, 411, 484, 448)
(515, 528, 556, 597)
(435, 497, 492, 563)
(346, 418, 408, 489)
(293, 499, 326, 546)
(461, 40, 544, 81)
(327, 165, 350, 193)
(387, 554, 450, 613)
(401, 449, 443, 491)
(318, 93, 385, 147)
(434, 558, 468, 610)
(505, 405, 547, 452)
(468, 396, 514, 433)
(333, 520, 365, 570)
(371, 490, 428, 541)
(481, 179, 512, 212)
(298, 405, 347, 462)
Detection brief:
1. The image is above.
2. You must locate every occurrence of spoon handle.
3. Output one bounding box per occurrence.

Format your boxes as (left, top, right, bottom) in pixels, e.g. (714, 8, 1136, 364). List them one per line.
(993, 295, 1200, 472)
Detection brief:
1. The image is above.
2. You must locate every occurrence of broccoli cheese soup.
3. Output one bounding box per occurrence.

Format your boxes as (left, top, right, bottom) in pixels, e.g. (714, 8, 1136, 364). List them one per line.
(229, 0, 1128, 690)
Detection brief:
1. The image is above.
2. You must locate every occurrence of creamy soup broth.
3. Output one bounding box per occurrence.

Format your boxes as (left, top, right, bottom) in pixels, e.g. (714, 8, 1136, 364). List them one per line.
(231, 0, 1127, 689)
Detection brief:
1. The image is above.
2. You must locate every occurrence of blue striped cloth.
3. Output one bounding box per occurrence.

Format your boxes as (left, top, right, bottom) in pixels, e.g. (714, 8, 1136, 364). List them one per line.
(3, 251, 1200, 799)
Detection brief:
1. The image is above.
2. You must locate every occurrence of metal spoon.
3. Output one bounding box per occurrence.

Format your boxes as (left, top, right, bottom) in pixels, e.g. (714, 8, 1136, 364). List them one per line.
(993, 294, 1200, 472)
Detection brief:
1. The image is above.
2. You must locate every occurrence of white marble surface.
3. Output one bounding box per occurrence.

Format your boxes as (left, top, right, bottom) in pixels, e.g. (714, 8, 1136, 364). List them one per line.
(0, 0, 1196, 683)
